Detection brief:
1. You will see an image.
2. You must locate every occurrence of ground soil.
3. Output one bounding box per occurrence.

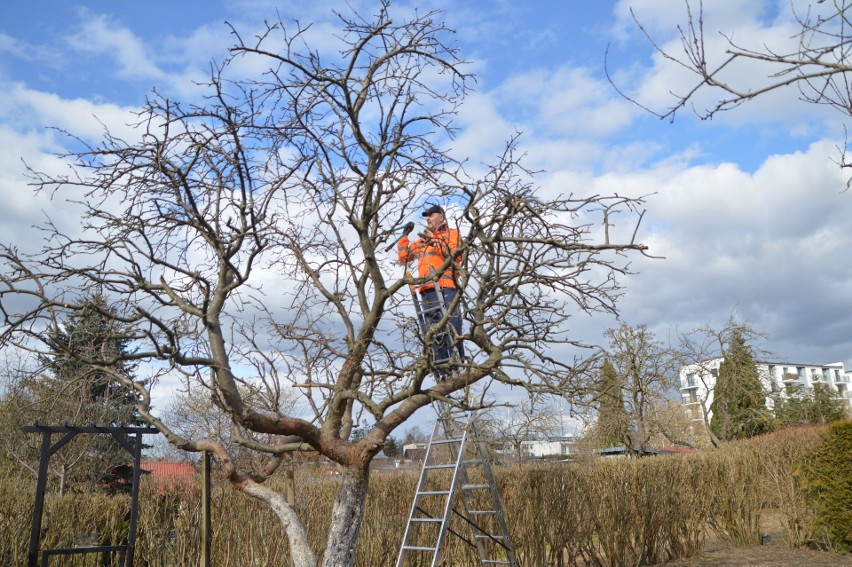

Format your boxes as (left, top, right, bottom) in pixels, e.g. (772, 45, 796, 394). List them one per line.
(658, 545, 852, 566)
(654, 510, 852, 566)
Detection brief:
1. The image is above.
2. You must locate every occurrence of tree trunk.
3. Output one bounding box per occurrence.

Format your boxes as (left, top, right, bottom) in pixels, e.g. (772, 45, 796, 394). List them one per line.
(241, 481, 317, 567)
(321, 466, 370, 567)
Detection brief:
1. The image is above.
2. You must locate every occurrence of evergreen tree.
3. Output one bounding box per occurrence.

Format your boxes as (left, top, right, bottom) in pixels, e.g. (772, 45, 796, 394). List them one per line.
(40, 293, 140, 426)
(710, 333, 772, 440)
(383, 436, 401, 458)
(26, 293, 143, 492)
(595, 358, 629, 447)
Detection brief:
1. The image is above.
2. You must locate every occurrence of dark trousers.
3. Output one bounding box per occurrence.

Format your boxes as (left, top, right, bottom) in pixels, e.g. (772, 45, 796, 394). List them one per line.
(420, 287, 465, 363)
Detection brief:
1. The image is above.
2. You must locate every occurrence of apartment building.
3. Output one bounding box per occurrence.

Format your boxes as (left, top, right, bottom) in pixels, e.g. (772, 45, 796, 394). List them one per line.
(679, 358, 852, 424)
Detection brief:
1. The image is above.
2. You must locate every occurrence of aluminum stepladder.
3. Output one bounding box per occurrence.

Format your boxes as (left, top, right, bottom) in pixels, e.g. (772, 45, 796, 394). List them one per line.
(396, 281, 519, 567)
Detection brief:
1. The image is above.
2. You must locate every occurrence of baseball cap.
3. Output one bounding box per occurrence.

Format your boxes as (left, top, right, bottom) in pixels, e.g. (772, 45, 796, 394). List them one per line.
(421, 204, 445, 217)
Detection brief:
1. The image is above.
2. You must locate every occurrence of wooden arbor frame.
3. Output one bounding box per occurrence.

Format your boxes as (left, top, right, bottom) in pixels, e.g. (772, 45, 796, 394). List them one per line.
(23, 424, 158, 567)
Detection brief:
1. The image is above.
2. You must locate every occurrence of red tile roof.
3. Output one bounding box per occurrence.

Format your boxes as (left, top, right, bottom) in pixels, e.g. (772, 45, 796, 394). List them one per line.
(141, 461, 196, 477)
(140, 461, 197, 493)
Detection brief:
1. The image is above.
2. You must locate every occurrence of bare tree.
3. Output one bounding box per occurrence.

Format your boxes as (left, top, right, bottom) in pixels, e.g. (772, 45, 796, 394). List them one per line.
(496, 399, 563, 463)
(0, 5, 648, 566)
(672, 316, 768, 447)
(163, 382, 297, 470)
(612, 0, 852, 182)
(598, 323, 677, 456)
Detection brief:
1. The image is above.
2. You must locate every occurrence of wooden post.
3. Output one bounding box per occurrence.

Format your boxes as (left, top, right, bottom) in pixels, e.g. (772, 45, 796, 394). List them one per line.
(27, 430, 52, 567)
(285, 453, 296, 507)
(201, 450, 211, 567)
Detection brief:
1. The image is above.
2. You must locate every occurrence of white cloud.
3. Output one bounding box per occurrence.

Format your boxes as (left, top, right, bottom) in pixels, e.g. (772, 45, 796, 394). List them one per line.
(66, 11, 166, 82)
(498, 66, 635, 139)
(0, 32, 28, 60)
(612, 0, 773, 42)
(0, 82, 140, 142)
(2, 0, 851, 385)
(601, 139, 852, 364)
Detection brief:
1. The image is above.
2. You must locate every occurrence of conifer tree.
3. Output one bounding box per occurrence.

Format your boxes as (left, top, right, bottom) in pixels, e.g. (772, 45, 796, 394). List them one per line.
(710, 332, 772, 440)
(40, 294, 140, 426)
(23, 293, 142, 492)
(595, 358, 629, 447)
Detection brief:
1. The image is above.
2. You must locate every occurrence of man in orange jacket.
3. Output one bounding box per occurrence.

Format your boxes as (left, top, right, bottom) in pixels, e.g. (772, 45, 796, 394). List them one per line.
(398, 204, 465, 369)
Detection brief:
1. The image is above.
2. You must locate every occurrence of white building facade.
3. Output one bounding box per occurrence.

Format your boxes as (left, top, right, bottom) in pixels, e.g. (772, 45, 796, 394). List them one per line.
(518, 436, 577, 459)
(679, 359, 852, 424)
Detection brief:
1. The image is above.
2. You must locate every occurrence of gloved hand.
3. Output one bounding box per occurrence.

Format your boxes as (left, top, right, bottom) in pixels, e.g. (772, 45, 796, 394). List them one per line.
(403, 221, 415, 235)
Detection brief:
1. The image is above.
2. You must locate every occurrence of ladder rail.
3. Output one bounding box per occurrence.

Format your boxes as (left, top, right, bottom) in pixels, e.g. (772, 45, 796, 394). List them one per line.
(395, 413, 453, 567)
(396, 406, 519, 567)
(446, 413, 492, 563)
(473, 432, 520, 566)
(429, 413, 472, 567)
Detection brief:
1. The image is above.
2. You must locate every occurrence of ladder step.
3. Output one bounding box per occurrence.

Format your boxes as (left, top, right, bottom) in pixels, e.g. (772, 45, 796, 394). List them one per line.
(482, 561, 512, 565)
(431, 437, 463, 445)
(475, 534, 506, 540)
(462, 483, 489, 491)
(469, 510, 497, 515)
(423, 464, 456, 470)
(411, 518, 441, 523)
(402, 545, 438, 552)
(417, 490, 451, 496)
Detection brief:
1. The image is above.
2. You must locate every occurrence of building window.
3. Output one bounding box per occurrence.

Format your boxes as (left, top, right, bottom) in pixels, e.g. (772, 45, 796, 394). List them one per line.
(686, 372, 696, 387)
(797, 367, 805, 380)
(822, 368, 830, 381)
(710, 368, 718, 378)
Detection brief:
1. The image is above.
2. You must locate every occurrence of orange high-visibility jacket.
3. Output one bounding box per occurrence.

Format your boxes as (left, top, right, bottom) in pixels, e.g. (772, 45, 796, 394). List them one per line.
(398, 225, 461, 291)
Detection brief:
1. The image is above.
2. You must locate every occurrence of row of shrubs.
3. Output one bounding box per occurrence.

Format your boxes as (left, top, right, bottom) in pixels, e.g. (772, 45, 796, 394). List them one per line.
(0, 422, 848, 566)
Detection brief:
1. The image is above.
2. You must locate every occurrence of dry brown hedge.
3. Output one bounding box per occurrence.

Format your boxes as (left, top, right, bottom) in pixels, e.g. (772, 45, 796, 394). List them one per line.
(0, 424, 835, 566)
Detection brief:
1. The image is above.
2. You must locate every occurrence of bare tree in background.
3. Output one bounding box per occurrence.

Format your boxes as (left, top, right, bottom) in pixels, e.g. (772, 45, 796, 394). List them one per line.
(612, 0, 852, 183)
(672, 317, 768, 448)
(598, 323, 677, 455)
(163, 383, 297, 469)
(497, 399, 563, 463)
(0, 4, 648, 566)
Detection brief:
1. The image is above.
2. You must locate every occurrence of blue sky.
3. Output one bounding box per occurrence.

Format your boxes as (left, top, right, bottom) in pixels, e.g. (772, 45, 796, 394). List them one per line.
(2, 1, 851, 421)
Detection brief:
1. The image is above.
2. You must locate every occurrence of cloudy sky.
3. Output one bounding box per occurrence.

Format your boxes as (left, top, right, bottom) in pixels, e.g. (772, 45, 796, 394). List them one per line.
(2, 0, 851, 397)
